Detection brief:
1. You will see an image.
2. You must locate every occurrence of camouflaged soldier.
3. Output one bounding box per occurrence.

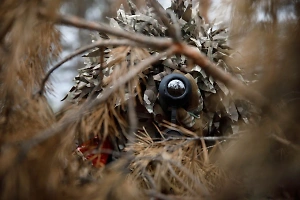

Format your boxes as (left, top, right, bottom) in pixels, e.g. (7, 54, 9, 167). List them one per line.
(66, 1, 252, 167)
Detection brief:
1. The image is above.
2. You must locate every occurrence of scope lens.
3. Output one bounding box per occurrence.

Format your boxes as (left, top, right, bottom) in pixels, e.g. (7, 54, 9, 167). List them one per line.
(167, 79, 186, 97)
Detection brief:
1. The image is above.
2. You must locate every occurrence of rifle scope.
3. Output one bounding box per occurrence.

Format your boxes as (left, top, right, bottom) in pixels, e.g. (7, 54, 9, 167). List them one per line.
(159, 73, 192, 112)
(158, 73, 192, 136)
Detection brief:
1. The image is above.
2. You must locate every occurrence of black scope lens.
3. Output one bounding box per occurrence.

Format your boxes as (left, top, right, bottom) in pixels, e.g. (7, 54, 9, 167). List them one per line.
(159, 73, 192, 111)
(167, 79, 186, 97)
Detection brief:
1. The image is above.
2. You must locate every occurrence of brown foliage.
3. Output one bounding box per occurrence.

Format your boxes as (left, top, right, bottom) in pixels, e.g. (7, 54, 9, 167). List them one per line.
(213, 0, 300, 199)
(1, 0, 300, 200)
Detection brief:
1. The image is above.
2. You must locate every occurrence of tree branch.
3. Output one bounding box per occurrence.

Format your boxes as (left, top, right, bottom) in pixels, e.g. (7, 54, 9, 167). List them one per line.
(149, 0, 181, 42)
(37, 39, 144, 96)
(174, 43, 268, 107)
(271, 134, 300, 151)
(38, 9, 172, 50)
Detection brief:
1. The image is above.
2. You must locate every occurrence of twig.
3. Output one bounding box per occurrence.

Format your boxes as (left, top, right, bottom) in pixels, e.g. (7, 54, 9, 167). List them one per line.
(199, 0, 211, 23)
(0, 18, 14, 44)
(146, 190, 199, 200)
(271, 134, 300, 151)
(166, 10, 181, 41)
(167, 163, 198, 196)
(167, 159, 210, 198)
(38, 9, 172, 50)
(163, 136, 239, 142)
(37, 39, 143, 96)
(145, 190, 173, 200)
(133, 154, 211, 198)
(127, 93, 138, 142)
(174, 43, 269, 107)
(141, 168, 158, 191)
(160, 120, 198, 137)
(149, 0, 181, 42)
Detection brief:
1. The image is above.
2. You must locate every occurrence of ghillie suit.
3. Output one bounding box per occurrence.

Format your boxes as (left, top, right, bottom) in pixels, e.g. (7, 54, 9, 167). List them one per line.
(63, 1, 256, 196)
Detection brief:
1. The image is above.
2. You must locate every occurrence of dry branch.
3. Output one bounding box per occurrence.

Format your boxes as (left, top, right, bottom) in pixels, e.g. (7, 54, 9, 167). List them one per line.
(38, 39, 146, 95)
(38, 9, 173, 50)
(271, 134, 300, 151)
(174, 43, 268, 107)
(149, 0, 181, 41)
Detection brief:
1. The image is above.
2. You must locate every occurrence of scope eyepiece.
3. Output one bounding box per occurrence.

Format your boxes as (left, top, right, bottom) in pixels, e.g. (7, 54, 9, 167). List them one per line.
(167, 79, 186, 97)
(159, 73, 192, 111)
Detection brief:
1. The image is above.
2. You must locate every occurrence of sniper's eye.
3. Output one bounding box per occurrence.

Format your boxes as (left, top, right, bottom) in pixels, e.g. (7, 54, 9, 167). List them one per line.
(167, 79, 185, 97)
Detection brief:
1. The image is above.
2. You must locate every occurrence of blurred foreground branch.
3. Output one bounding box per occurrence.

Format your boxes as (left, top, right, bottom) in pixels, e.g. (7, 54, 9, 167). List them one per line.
(20, 47, 176, 158)
(38, 39, 144, 95)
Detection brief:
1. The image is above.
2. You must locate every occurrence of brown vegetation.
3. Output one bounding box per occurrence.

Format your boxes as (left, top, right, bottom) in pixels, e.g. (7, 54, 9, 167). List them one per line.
(0, 0, 300, 199)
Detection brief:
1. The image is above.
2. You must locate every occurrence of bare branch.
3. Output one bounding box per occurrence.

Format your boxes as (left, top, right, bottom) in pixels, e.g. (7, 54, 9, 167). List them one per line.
(271, 134, 300, 151)
(37, 39, 143, 96)
(145, 190, 174, 200)
(149, 0, 181, 41)
(167, 159, 210, 198)
(0, 18, 14, 44)
(166, 10, 181, 41)
(174, 43, 269, 107)
(167, 163, 198, 196)
(162, 136, 239, 142)
(38, 9, 172, 50)
(136, 154, 211, 198)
